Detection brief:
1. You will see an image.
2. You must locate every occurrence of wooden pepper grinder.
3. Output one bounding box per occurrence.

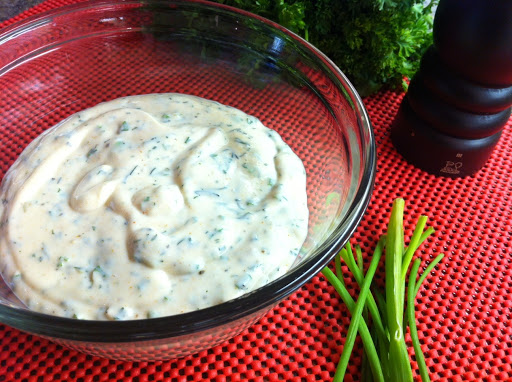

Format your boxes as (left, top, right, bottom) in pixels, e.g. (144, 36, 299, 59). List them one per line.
(391, 0, 512, 177)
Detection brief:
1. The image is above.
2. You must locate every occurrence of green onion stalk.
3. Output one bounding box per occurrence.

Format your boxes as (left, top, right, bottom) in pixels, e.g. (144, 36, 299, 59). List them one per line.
(321, 198, 444, 382)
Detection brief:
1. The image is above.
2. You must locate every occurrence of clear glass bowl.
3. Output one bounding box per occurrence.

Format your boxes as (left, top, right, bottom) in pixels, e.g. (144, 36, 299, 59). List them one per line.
(0, 0, 375, 361)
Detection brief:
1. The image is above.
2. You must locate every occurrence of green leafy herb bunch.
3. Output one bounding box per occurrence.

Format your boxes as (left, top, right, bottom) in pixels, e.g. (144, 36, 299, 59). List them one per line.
(214, 0, 437, 96)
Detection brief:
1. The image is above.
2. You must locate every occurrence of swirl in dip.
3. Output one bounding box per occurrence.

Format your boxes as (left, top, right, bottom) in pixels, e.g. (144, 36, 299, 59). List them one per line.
(0, 93, 308, 320)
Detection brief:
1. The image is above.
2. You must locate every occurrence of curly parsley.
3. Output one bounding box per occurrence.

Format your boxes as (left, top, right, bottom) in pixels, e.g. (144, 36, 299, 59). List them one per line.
(214, 0, 437, 96)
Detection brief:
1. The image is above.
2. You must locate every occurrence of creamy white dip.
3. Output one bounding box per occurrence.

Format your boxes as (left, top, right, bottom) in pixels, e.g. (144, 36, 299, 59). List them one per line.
(0, 93, 308, 320)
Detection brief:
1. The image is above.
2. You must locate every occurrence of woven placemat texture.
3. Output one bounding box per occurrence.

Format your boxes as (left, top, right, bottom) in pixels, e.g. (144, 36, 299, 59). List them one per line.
(1, 0, 511, 381)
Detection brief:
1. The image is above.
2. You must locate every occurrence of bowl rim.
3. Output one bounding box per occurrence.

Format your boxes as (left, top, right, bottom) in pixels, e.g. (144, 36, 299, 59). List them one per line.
(0, 0, 376, 343)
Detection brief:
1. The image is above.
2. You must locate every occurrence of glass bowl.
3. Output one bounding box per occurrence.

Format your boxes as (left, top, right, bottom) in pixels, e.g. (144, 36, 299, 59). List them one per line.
(0, 0, 375, 361)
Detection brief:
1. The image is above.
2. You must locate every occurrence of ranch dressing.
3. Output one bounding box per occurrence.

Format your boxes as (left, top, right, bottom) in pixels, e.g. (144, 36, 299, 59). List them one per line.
(0, 94, 308, 320)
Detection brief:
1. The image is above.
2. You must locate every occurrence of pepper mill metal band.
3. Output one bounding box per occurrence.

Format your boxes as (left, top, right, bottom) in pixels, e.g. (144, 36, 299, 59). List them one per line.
(391, 0, 512, 178)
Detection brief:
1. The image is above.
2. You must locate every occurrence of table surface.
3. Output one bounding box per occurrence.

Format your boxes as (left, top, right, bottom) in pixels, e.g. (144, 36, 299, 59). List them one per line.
(1, 1, 511, 381)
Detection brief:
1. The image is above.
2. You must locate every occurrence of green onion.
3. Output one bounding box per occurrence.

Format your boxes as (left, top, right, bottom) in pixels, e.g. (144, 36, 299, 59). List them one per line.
(322, 237, 385, 382)
(322, 198, 444, 382)
(340, 244, 388, 348)
(407, 259, 430, 382)
(386, 199, 412, 381)
(414, 254, 444, 297)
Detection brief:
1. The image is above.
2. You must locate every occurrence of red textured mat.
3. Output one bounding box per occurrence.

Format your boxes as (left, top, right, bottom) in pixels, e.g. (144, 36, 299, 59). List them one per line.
(1, 1, 512, 381)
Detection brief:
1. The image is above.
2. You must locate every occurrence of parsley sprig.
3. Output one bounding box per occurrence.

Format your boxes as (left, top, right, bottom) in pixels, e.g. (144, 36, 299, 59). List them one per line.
(214, 0, 437, 96)
(322, 198, 444, 381)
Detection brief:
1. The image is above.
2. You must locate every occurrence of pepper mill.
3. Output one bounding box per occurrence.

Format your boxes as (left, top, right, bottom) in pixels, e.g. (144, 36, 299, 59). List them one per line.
(391, 0, 512, 177)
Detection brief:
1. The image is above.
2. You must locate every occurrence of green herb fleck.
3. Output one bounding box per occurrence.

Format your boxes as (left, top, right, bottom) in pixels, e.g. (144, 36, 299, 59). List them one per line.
(242, 163, 255, 174)
(57, 256, 69, 268)
(93, 265, 107, 277)
(235, 137, 249, 146)
(120, 121, 130, 131)
(86, 147, 98, 158)
(129, 165, 138, 176)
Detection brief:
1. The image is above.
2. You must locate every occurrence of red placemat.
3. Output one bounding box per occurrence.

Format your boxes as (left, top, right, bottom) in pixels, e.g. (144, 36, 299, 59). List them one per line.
(1, 1, 511, 381)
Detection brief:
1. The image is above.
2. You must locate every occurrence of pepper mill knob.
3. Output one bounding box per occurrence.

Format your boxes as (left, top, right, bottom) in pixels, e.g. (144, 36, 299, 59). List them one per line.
(391, 0, 512, 177)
